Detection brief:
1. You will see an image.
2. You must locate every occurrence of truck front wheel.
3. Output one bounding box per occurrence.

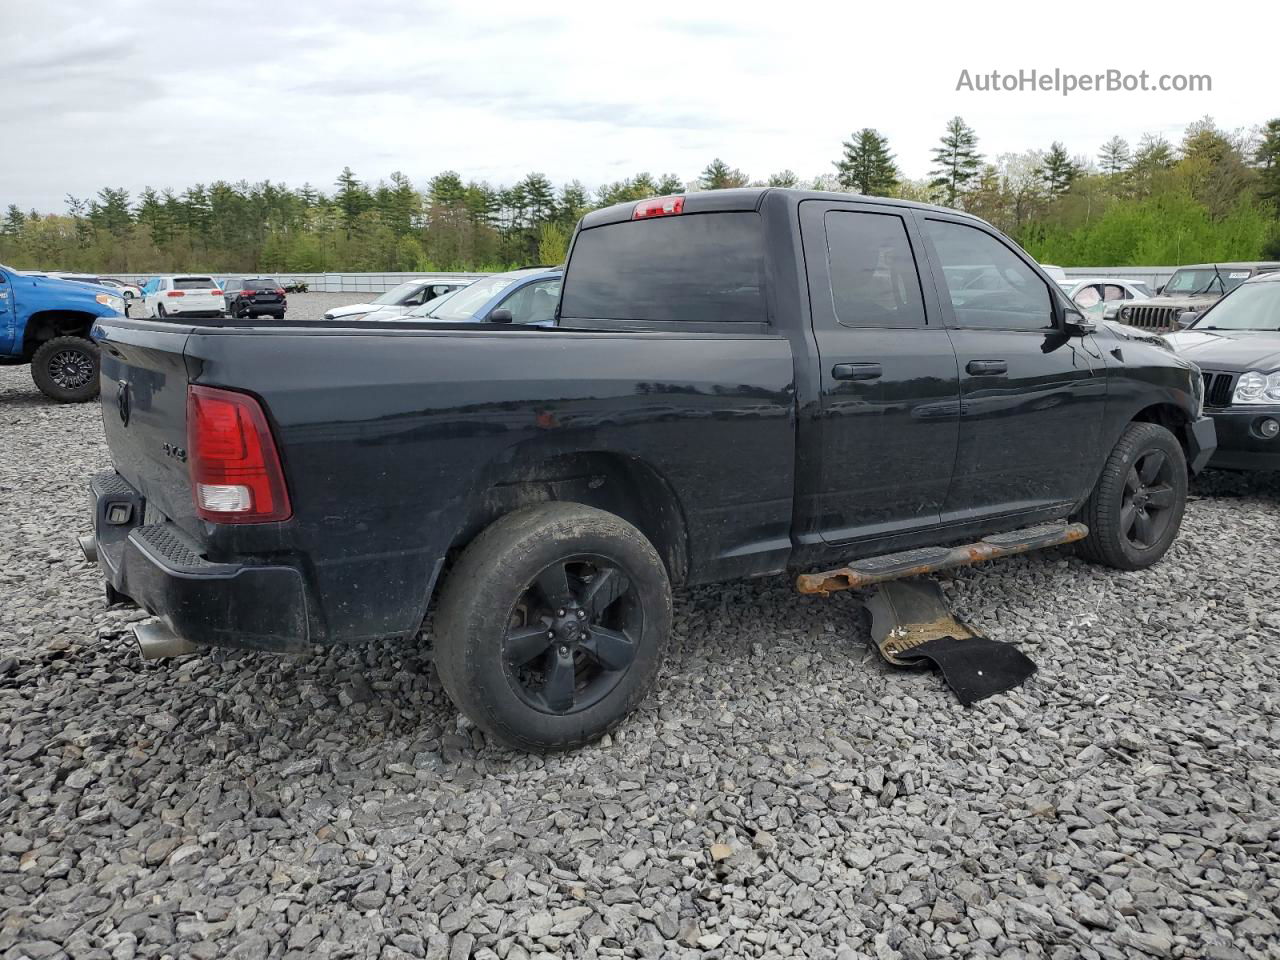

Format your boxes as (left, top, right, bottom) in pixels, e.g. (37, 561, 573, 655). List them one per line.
(31, 336, 100, 403)
(1075, 421, 1187, 570)
(433, 502, 672, 752)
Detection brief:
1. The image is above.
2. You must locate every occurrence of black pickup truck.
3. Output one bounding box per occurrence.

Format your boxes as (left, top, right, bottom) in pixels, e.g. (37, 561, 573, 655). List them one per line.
(85, 188, 1215, 750)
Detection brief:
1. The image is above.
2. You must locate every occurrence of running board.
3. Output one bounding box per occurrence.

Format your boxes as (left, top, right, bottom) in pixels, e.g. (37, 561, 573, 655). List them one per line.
(795, 521, 1088, 595)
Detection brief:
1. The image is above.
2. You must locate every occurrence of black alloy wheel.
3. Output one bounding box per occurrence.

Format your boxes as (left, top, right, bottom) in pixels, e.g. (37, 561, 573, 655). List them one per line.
(503, 555, 641, 715)
(1120, 448, 1177, 549)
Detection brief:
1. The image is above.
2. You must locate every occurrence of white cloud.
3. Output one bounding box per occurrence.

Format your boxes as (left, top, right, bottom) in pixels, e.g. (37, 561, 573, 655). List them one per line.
(1, 0, 1272, 211)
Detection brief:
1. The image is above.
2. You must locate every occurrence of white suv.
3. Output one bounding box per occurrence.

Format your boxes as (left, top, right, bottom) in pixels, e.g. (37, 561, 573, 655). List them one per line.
(141, 276, 226, 319)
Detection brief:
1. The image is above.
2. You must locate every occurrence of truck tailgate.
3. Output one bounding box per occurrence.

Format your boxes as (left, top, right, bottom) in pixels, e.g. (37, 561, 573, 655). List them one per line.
(95, 319, 197, 533)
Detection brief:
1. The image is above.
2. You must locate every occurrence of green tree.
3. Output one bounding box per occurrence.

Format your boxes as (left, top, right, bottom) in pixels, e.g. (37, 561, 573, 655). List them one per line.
(1041, 142, 1080, 198)
(333, 167, 371, 238)
(698, 158, 749, 190)
(767, 170, 800, 188)
(1257, 118, 1280, 206)
(2, 205, 25, 237)
(1098, 136, 1131, 176)
(834, 128, 899, 196)
(929, 116, 982, 208)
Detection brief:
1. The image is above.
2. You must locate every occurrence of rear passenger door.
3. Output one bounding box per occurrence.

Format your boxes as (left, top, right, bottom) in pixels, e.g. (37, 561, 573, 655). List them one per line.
(917, 214, 1106, 520)
(799, 200, 960, 544)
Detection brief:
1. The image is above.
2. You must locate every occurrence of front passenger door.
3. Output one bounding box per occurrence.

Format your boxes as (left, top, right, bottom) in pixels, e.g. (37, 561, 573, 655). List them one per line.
(919, 215, 1107, 521)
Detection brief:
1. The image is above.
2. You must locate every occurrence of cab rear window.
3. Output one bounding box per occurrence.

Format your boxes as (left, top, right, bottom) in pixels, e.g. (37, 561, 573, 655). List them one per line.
(560, 212, 766, 323)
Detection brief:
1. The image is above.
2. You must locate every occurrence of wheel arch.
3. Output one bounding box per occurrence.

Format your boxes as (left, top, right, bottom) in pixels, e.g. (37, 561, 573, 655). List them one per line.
(447, 449, 690, 588)
(21, 310, 99, 359)
(1130, 402, 1192, 459)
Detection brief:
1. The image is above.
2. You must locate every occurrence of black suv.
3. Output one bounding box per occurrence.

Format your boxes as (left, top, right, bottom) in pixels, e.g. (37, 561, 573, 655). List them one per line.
(222, 278, 287, 320)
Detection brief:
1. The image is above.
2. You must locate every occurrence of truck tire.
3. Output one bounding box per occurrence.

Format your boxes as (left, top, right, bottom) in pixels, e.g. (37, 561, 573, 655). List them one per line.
(1075, 422, 1187, 570)
(433, 502, 672, 752)
(30, 336, 100, 403)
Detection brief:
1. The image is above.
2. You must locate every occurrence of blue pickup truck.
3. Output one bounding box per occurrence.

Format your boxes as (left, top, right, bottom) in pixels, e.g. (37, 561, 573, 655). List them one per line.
(0, 263, 128, 401)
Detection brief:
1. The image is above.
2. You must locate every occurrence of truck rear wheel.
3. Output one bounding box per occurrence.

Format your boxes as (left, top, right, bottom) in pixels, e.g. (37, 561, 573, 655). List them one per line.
(1075, 422, 1187, 570)
(433, 503, 672, 752)
(31, 336, 100, 403)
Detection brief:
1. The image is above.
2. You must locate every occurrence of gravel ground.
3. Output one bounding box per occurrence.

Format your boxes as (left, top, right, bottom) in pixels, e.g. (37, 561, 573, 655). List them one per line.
(2, 357, 1279, 960)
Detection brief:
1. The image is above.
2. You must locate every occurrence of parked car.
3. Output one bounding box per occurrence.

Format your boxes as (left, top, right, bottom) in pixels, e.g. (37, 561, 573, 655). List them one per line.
(85, 188, 1213, 751)
(1164, 271, 1280, 470)
(139, 276, 226, 319)
(0, 263, 126, 402)
(221, 278, 287, 320)
(361, 268, 561, 324)
(53, 274, 143, 301)
(1118, 262, 1280, 331)
(1059, 278, 1152, 319)
(322, 277, 475, 321)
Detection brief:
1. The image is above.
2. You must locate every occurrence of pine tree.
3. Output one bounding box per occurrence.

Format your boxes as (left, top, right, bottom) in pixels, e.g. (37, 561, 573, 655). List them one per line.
(928, 117, 982, 207)
(1098, 136, 1131, 175)
(698, 158, 749, 190)
(1256, 119, 1280, 205)
(834, 129, 899, 196)
(1041, 142, 1080, 198)
(767, 170, 800, 187)
(2, 205, 25, 237)
(1131, 134, 1176, 173)
(333, 167, 370, 238)
(655, 173, 684, 194)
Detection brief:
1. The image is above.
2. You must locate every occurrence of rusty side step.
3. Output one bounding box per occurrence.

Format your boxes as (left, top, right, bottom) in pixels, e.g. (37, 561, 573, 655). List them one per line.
(795, 521, 1088, 595)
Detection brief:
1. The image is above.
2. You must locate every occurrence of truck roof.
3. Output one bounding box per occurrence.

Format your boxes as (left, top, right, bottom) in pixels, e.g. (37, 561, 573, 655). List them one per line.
(580, 187, 990, 231)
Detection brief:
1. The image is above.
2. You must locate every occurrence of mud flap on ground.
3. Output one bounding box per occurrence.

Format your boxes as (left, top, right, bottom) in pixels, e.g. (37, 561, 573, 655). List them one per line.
(865, 578, 1036, 705)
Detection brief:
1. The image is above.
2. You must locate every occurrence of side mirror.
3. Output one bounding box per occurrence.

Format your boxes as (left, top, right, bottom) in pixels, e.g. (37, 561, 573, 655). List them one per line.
(1176, 311, 1197, 328)
(489, 308, 513, 324)
(1155, 285, 1165, 296)
(1063, 308, 1096, 336)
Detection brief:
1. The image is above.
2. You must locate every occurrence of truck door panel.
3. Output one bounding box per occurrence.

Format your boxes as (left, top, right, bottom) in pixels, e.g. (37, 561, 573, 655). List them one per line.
(0, 271, 14, 354)
(916, 215, 1107, 519)
(798, 200, 960, 544)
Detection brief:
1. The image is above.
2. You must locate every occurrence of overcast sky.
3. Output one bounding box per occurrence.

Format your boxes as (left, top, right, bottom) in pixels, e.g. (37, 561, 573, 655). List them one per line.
(3, 0, 1274, 213)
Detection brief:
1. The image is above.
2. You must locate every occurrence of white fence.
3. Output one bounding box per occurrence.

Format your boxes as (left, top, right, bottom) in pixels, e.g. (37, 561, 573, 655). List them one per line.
(106, 266, 1180, 293)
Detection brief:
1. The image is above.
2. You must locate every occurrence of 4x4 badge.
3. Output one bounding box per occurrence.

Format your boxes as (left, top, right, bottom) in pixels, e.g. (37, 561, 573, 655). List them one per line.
(116, 380, 131, 426)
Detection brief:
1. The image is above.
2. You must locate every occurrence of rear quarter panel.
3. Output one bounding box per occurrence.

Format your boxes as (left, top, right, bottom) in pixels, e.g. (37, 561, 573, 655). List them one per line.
(186, 326, 796, 642)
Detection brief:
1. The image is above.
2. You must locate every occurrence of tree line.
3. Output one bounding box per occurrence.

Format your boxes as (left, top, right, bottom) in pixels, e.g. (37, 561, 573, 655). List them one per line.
(2, 113, 1278, 274)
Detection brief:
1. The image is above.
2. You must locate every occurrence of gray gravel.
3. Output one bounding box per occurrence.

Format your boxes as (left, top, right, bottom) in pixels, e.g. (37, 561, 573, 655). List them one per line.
(2, 359, 1280, 960)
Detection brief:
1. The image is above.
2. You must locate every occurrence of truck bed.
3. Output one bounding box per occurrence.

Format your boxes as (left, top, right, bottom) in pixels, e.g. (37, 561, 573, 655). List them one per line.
(93, 316, 798, 646)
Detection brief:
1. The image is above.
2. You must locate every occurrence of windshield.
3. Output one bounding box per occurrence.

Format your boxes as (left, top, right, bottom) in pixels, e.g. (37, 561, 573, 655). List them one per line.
(1165, 268, 1252, 296)
(406, 288, 460, 317)
(372, 280, 429, 305)
(1194, 283, 1280, 331)
(424, 276, 516, 320)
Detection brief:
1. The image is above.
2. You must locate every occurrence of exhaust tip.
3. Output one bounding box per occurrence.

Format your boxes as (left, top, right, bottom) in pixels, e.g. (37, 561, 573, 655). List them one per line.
(78, 534, 98, 563)
(134, 621, 199, 660)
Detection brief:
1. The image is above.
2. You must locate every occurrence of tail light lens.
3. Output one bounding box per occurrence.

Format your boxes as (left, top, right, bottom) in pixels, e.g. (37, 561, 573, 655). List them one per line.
(166, 290, 185, 297)
(187, 385, 291, 523)
(275, 289, 286, 297)
(633, 195, 684, 220)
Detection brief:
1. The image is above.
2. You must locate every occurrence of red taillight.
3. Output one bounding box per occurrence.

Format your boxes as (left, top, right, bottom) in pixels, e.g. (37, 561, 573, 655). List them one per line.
(275, 289, 286, 297)
(632, 195, 684, 220)
(211, 289, 223, 296)
(186, 385, 291, 524)
(166, 290, 185, 297)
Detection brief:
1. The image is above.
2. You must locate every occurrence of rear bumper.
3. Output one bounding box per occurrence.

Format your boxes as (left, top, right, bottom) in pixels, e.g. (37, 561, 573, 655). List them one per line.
(89, 471, 309, 652)
(1204, 406, 1280, 471)
(1184, 416, 1217, 474)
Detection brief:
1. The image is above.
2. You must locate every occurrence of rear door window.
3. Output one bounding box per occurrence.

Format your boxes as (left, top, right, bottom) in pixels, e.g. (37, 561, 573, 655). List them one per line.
(174, 277, 216, 290)
(245, 280, 278, 291)
(560, 212, 766, 323)
(824, 210, 927, 328)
